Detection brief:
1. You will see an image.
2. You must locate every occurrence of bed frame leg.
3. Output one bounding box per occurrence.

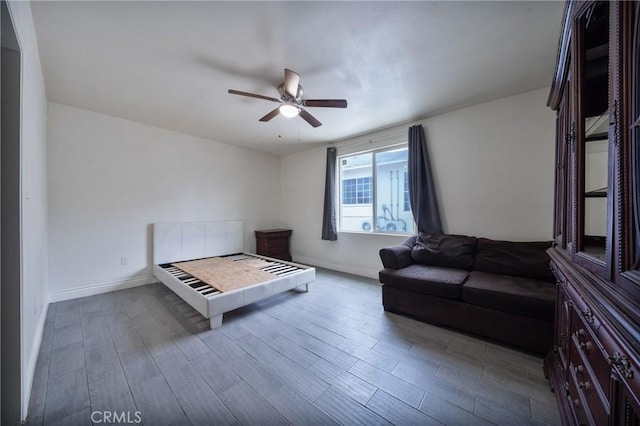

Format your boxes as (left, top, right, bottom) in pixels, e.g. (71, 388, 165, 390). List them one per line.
(304, 282, 313, 292)
(209, 314, 223, 329)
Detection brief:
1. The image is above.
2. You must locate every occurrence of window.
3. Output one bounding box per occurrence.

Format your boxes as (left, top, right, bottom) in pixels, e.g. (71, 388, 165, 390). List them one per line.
(338, 145, 414, 234)
(342, 177, 372, 204)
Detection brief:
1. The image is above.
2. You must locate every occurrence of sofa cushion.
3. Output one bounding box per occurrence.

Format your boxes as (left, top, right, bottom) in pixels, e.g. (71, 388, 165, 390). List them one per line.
(411, 233, 477, 270)
(473, 238, 555, 282)
(379, 264, 468, 299)
(462, 271, 556, 321)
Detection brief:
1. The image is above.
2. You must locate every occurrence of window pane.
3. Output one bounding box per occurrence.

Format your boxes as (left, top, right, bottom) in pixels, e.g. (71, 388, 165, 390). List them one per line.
(339, 153, 373, 232)
(375, 148, 412, 233)
(578, 2, 609, 262)
(633, 3, 640, 268)
(403, 171, 410, 211)
(342, 179, 356, 204)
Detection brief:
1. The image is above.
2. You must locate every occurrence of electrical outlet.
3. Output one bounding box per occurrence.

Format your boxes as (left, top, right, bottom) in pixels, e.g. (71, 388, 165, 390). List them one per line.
(121, 257, 128, 265)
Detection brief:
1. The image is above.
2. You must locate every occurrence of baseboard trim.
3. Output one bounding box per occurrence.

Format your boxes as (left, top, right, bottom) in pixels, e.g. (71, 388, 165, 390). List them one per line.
(48, 275, 158, 303)
(293, 256, 379, 280)
(22, 302, 49, 421)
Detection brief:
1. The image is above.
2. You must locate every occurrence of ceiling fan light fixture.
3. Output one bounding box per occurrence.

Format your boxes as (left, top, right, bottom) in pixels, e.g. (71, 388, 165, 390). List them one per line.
(279, 103, 299, 118)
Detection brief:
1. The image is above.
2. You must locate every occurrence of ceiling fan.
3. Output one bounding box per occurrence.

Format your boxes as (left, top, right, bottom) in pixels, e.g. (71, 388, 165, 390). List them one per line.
(228, 68, 347, 128)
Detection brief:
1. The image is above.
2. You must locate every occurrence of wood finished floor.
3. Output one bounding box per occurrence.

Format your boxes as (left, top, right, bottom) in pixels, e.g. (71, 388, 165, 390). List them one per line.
(27, 269, 561, 425)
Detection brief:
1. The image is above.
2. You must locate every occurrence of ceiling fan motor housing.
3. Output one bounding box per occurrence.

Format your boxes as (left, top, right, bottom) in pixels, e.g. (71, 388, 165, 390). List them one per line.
(278, 83, 303, 103)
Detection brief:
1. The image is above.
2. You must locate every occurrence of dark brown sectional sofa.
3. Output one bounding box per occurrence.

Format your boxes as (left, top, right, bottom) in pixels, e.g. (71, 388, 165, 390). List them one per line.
(379, 233, 556, 354)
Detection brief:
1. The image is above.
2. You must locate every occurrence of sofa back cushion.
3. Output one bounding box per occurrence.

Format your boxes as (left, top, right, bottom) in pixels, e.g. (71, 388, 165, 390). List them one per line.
(411, 233, 477, 270)
(473, 238, 554, 282)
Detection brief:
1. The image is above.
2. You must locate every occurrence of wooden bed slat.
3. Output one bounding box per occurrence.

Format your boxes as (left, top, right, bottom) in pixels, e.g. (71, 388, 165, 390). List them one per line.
(161, 253, 308, 295)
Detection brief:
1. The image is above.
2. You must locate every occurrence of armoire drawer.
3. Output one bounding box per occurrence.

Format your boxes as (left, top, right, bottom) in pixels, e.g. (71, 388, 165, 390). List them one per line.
(567, 364, 593, 425)
(570, 308, 611, 400)
(569, 337, 610, 424)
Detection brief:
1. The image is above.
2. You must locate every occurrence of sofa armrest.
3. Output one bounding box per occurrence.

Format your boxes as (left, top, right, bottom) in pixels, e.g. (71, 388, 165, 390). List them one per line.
(379, 236, 416, 270)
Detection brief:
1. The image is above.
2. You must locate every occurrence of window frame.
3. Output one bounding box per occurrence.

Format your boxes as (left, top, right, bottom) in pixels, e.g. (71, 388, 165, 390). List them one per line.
(337, 143, 415, 235)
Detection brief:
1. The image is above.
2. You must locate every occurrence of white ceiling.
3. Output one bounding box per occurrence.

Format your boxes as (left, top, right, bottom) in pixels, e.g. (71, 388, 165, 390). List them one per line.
(31, 1, 564, 156)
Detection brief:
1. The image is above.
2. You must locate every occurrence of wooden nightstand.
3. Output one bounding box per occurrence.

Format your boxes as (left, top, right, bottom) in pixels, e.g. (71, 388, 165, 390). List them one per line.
(255, 229, 292, 261)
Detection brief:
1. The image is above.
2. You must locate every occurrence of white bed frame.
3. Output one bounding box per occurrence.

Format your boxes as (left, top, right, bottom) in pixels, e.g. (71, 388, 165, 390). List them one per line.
(152, 221, 314, 329)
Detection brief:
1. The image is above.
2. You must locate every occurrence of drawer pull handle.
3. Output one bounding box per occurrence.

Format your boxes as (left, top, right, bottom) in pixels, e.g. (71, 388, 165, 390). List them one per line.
(579, 381, 591, 390)
(576, 328, 586, 337)
(574, 365, 584, 375)
(573, 398, 581, 408)
(579, 341, 593, 353)
(609, 352, 635, 379)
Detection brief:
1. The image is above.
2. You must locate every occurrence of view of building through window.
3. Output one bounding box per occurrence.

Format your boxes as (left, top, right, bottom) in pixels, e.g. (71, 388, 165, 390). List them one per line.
(339, 146, 414, 234)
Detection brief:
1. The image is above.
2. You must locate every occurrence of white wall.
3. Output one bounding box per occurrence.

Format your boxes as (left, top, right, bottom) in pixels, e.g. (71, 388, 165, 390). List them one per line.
(48, 103, 282, 301)
(6, 0, 49, 420)
(281, 88, 556, 279)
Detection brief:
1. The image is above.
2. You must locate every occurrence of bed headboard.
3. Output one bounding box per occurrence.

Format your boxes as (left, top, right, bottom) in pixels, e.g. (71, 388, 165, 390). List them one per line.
(153, 221, 244, 264)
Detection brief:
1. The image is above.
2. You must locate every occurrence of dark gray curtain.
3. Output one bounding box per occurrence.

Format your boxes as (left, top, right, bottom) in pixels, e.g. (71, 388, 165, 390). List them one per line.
(408, 125, 442, 234)
(321, 147, 338, 240)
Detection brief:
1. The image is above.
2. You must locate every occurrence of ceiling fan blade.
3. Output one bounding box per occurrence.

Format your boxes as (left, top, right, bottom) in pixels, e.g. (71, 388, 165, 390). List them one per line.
(299, 109, 322, 128)
(259, 107, 281, 122)
(228, 89, 280, 103)
(303, 99, 348, 108)
(284, 69, 300, 98)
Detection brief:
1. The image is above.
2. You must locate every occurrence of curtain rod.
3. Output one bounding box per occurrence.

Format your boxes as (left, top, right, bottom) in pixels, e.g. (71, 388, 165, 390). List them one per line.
(328, 121, 422, 150)
(329, 128, 410, 150)
(330, 138, 376, 150)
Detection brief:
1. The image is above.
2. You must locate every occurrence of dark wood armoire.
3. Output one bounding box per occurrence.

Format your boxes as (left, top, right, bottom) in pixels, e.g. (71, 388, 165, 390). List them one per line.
(545, 1, 640, 424)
